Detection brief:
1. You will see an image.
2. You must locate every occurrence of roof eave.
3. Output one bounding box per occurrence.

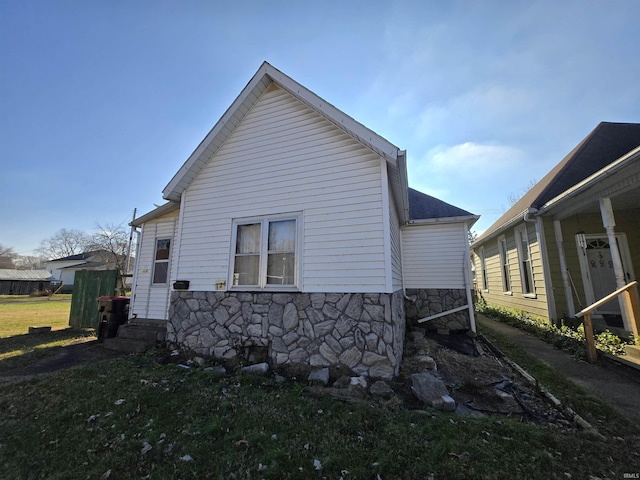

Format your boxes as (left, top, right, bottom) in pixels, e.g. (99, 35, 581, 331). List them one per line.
(131, 202, 180, 227)
(162, 61, 402, 201)
(538, 145, 640, 214)
(407, 214, 480, 227)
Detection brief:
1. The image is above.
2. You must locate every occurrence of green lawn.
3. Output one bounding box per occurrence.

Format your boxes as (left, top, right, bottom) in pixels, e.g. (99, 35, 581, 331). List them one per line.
(0, 294, 72, 337)
(1, 300, 639, 478)
(0, 295, 94, 371)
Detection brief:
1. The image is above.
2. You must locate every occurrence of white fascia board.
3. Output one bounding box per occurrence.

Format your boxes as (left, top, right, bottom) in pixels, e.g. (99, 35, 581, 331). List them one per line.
(131, 202, 180, 227)
(162, 62, 404, 202)
(405, 214, 480, 228)
(162, 62, 273, 201)
(538, 146, 640, 214)
(396, 150, 410, 224)
(266, 63, 401, 165)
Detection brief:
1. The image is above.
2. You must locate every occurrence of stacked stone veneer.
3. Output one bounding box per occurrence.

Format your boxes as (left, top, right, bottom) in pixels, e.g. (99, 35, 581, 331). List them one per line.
(404, 288, 470, 331)
(167, 291, 406, 380)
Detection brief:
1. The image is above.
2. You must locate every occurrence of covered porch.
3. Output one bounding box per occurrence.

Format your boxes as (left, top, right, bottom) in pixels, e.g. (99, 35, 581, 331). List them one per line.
(539, 146, 640, 335)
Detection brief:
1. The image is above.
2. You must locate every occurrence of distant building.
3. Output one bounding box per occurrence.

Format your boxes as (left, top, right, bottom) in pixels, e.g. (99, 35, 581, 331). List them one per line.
(45, 250, 121, 293)
(0, 269, 56, 295)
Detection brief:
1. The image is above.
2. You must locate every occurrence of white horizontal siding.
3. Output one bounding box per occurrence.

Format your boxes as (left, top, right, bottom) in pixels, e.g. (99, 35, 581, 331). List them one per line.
(388, 186, 403, 291)
(177, 84, 388, 292)
(402, 223, 467, 289)
(131, 212, 177, 320)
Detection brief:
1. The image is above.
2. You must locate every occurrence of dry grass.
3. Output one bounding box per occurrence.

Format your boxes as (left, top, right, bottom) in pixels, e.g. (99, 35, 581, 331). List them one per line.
(0, 295, 72, 337)
(0, 295, 93, 371)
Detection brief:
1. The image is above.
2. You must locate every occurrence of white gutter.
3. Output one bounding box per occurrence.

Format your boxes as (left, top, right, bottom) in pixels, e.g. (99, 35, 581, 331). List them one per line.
(407, 214, 480, 227)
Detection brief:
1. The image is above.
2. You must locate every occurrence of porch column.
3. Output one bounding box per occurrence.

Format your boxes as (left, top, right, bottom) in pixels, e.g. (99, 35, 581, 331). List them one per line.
(554, 220, 575, 318)
(599, 197, 631, 329)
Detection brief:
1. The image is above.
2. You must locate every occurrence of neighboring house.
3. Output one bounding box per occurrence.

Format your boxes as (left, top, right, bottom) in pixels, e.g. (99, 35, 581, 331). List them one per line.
(0, 269, 56, 295)
(130, 62, 477, 379)
(46, 250, 119, 293)
(471, 122, 640, 336)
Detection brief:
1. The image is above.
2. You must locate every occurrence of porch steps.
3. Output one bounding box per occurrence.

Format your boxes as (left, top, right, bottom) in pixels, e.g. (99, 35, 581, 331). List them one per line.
(102, 319, 166, 354)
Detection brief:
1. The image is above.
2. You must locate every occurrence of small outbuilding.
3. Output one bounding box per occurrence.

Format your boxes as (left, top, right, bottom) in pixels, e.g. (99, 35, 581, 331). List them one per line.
(0, 269, 56, 295)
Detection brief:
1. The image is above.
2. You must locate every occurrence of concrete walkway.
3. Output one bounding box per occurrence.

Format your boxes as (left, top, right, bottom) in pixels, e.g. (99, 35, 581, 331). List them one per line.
(476, 314, 640, 425)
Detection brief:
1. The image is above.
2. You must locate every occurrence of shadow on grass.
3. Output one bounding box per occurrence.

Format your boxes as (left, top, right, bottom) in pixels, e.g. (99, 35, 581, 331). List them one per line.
(0, 329, 96, 373)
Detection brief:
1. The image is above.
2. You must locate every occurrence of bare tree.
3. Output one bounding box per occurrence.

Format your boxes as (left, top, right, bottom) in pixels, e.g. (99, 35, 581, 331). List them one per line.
(13, 255, 48, 270)
(507, 178, 538, 207)
(37, 228, 92, 260)
(0, 244, 17, 268)
(88, 223, 131, 272)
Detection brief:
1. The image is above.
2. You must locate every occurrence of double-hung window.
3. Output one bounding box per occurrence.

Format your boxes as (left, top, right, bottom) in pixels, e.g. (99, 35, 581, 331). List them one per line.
(153, 239, 171, 284)
(515, 225, 535, 296)
(497, 235, 511, 294)
(231, 213, 300, 289)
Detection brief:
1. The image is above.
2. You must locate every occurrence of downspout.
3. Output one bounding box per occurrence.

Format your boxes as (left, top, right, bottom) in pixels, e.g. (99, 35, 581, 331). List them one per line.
(398, 225, 416, 302)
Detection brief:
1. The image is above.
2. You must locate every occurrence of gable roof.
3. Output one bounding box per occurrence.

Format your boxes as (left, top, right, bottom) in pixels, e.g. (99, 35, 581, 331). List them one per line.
(408, 188, 478, 225)
(0, 269, 54, 281)
(131, 202, 180, 227)
(47, 250, 104, 263)
(477, 122, 640, 242)
(162, 61, 410, 222)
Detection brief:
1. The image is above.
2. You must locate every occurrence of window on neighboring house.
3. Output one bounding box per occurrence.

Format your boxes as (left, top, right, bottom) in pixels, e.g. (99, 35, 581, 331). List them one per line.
(479, 246, 488, 291)
(153, 239, 171, 284)
(231, 214, 300, 289)
(498, 235, 511, 294)
(515, 225, 535, 296)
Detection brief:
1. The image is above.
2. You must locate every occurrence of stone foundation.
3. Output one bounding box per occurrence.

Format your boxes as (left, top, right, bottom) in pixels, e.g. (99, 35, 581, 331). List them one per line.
(167, 290, 406, 380)
(404, 288, 470, 331)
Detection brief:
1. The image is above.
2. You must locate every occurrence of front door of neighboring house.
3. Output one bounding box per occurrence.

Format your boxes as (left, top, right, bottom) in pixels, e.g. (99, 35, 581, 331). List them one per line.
(575, 233, 635, 316)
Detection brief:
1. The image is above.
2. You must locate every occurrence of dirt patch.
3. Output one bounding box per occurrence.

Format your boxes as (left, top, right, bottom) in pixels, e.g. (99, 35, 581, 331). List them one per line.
(0, 338, 126, 385)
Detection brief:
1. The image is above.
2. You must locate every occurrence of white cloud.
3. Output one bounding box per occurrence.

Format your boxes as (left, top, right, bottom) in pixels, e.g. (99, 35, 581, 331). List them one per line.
(425, 142, 527, 174)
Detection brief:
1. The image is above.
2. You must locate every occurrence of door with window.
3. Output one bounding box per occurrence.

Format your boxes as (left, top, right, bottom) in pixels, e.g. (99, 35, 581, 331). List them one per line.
(576, 233, 635, 316)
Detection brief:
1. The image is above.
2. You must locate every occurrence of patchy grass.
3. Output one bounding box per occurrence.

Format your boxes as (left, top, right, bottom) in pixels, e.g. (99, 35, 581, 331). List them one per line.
(1, 354, 640, 479)
(0, 329, 95, 373)
(0, 295, 93, 371)
(0, 294, 73, 303)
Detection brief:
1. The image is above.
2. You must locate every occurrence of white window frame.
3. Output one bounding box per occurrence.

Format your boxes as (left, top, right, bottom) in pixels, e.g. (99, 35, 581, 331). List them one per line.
(228, 212, 302, 291)
(497, 234, 512, 295)
(152, 238, 171, 285)
(479, 246, 488, 292)
(515, 225, 536, 298)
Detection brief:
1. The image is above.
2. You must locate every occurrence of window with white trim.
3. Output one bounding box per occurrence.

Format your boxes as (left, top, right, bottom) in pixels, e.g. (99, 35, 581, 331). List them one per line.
(153, 239, 171, 284)
(230, 214, 300, 289)
(497, 235, 511, 294)
(479, 246, 488, 291)
(515, 225, 535, 296)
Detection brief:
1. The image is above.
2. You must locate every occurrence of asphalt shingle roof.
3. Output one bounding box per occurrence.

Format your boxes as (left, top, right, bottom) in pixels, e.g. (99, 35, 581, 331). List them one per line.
(408, 188, 474, 220)
(478, 122, 640, 242)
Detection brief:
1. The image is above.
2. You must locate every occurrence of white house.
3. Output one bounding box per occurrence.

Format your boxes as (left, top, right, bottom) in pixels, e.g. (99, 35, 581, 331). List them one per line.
(46, 250, 114, 293)
(129, 62, 477, 379)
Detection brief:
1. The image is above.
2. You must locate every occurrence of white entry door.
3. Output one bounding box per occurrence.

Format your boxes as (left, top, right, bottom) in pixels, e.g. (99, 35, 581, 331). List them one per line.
(576, 233, 635, 316)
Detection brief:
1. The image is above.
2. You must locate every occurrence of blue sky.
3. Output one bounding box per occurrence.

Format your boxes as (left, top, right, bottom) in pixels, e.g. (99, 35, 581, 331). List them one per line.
(1, 0, 639, 256)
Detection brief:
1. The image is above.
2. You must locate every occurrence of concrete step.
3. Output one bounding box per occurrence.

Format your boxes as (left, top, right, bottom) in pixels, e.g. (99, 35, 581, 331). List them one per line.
(117, 323, 166, 343)
(102, 337, 150, 354)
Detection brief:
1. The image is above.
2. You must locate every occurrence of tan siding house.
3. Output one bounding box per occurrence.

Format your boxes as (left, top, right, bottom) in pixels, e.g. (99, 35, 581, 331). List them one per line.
(472, 122, 640, 336)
